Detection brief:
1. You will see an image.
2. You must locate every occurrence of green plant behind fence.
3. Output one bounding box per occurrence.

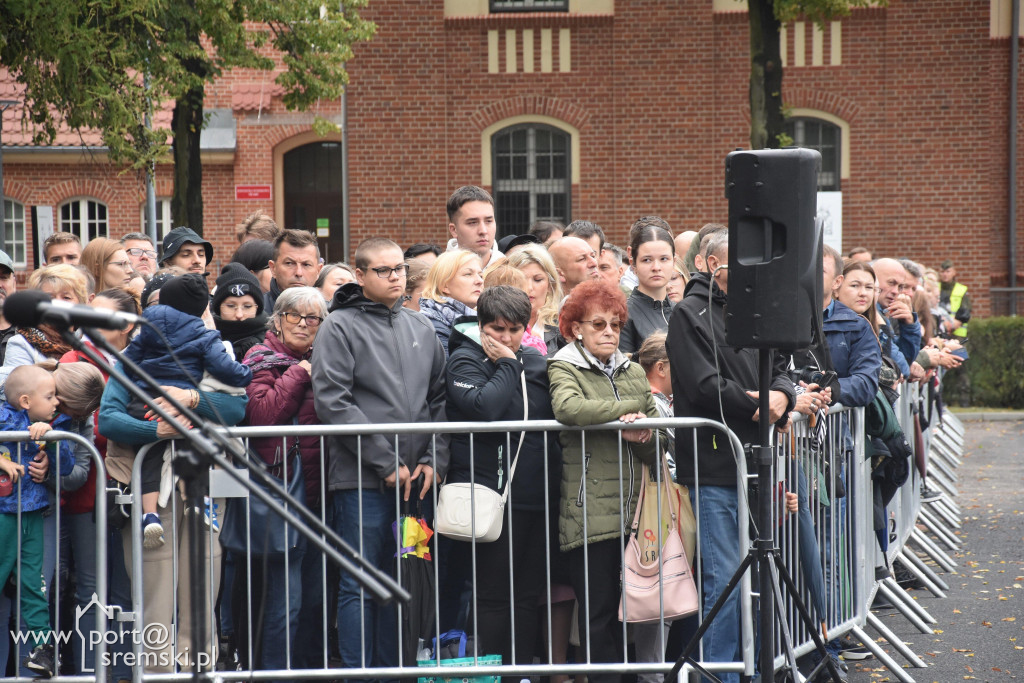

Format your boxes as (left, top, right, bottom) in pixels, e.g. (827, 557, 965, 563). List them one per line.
(942, 317, 1024, 408)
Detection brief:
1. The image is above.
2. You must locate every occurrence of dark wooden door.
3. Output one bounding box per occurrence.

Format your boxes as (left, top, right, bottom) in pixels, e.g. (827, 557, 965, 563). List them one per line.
(283, 141, 344, 262)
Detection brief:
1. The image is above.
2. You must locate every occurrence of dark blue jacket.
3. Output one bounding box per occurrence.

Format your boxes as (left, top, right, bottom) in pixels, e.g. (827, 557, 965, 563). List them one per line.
(124, 305, 252, 391)
(875, 303, 920, 378)
(823, 301, 881, 408)
(0, 405, 74, 514)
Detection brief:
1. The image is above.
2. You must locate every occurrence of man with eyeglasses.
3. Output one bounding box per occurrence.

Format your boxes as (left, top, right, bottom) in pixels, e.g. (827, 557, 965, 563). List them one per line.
(872, 257, 922, 380)
(121, 232, 158, 281)
(265, 229, 322, 311)
(666, 230, 796, 683)
(312, 237, 449, 674)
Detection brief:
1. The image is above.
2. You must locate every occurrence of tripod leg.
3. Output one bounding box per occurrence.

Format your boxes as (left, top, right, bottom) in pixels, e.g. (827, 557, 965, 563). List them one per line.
(771, 553, 844, 683)
(666, 552, 756, 683)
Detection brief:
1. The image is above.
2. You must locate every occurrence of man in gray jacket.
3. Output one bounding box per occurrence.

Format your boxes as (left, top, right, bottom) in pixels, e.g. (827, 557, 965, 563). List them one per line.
(312, 236, 449, 672)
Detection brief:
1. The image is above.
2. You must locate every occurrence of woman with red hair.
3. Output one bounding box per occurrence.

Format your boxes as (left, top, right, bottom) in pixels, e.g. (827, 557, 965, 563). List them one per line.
(547, 279, 661, 683)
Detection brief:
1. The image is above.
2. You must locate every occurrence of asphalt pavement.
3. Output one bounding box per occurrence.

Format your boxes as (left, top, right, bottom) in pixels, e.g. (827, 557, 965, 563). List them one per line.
(847, 416, 1024, 682)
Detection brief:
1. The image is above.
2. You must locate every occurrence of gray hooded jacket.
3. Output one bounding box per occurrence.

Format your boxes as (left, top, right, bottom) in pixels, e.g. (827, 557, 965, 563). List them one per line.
(312, 283, 450, 490)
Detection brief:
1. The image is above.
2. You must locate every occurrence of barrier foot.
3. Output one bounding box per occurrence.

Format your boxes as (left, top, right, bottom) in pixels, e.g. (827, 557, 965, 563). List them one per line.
(849, 625, 917, 683)
(866, 612, 929, 668)
(909, 529, 958, 572)
(930, 456, 959, 488)
(892, 554, 947, 599)
(898, 549, 950, 594)
(877, 582, 935, 634)
(927, 497, 962, 530)
(881, 576, 938, 626)
(917, 509, 960, 550)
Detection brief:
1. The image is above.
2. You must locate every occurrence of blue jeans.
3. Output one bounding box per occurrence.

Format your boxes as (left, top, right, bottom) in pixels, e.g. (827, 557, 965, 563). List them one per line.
(331, 489, 398, 677)
(67, 512, 98, 673)
(693, 485, 741, 683)
(260, 546, 304, 672)
(295, 538, 326, 668)
(106, 524, 133, 681)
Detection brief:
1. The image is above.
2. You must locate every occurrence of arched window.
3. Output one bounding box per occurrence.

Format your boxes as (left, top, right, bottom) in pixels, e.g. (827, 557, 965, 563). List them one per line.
(3, 199, 27, 266)
(491, 124, 571, 236)
(139, 199, 173, 240)
(785, 117, 841, 191)
(60, 198, 109, 242)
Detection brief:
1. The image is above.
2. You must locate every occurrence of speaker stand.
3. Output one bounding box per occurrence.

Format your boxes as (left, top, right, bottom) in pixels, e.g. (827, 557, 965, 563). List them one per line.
(667, 348, 843, 682)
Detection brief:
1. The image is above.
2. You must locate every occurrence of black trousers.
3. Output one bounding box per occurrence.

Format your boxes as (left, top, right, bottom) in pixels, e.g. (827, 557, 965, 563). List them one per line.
(468, 507, 548, 674)
(566, 538, 624, 683)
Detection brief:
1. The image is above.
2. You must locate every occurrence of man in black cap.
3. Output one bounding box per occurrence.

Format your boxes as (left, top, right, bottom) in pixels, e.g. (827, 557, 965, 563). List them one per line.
(938, 259, 970, 339)
(496, 233, 540, 256)
(160, 227, 213, 276)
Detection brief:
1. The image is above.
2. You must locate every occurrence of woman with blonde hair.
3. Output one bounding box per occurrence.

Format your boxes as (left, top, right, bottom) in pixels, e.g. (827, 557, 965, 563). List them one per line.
(419, 248, 484, 356)
(506, 244, 563, 357)
(0, 265, 91, 393)
(80, 237, 135, 292)
(483, 257, 548, 354)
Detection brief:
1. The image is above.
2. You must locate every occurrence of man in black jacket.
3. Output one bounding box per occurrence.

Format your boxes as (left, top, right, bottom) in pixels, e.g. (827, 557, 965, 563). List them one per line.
(444, 285, 561, 672)
(666, 231, 795, 682)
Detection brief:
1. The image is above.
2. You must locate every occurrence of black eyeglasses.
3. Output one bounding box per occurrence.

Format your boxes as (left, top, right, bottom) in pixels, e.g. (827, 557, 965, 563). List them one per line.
(370, 264, 409, 279)
(126, 248, 157, 258)
(581, 319, 622, 332)
(282, 311, 323, 327)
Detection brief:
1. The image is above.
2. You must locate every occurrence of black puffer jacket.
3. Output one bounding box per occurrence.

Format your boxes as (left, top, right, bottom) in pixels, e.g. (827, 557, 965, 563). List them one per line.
(667, 272, 795, 487)
(620, 288, 674, 354)
(444, 318, 561, 511)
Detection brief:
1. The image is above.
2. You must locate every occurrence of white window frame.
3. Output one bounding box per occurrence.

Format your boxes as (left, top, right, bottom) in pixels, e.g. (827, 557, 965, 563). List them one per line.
(139, 198, 173, 240)
(59, 197, 109, 243)
(3, 199, 27, 267)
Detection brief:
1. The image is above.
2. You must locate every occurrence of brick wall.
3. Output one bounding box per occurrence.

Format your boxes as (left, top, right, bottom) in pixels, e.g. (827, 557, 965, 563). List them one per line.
(2, 0, 1020, 317)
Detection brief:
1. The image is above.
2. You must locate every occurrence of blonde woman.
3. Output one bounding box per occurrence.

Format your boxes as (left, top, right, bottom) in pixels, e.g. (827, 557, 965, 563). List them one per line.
(506, 244, 563, 357)
(1, 265, 91, 393)
(419, 249, 484, 356)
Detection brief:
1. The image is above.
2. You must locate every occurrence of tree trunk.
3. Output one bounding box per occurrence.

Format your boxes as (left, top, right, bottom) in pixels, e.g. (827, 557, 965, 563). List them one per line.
(748, 0, 784, 149)
(171, 80, 205, 235)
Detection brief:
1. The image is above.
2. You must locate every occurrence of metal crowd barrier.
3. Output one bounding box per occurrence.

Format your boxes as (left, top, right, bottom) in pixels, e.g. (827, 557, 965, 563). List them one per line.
(4, 382, 965, 683)
(3, 430, 109, 683)
(122, 417, 756, 683)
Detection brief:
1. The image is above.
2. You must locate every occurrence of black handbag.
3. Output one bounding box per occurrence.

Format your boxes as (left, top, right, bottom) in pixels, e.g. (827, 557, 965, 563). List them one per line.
(220, 449, 306, 556)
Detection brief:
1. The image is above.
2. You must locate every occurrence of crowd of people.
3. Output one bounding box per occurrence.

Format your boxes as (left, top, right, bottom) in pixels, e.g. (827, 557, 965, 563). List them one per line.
(0, 186, 970, 682)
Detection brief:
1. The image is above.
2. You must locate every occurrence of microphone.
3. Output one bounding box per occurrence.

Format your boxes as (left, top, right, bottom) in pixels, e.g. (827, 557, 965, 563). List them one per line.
(4, 290, 142, 330)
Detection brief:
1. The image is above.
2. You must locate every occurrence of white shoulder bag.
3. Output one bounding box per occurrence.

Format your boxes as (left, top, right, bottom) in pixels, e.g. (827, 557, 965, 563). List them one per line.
(435, 369, 528, 542)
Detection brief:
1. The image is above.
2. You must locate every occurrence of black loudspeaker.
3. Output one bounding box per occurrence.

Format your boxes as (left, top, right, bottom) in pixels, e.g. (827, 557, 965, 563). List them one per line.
(724, 148, 823, 350)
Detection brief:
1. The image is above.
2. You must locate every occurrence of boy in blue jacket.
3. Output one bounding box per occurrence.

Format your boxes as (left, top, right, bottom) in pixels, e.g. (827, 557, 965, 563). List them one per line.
(123, 273, 252, 548)
(0, 364, 73, 678)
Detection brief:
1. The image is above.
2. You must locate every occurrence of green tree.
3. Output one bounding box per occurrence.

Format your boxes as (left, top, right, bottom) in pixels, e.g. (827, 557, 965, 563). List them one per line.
(0, 0, 374, 233)
(747, 0, 878, 149)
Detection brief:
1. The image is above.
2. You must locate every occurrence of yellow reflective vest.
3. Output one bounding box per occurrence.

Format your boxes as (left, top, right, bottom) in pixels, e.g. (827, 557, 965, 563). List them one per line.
(949, 282, 968, 337)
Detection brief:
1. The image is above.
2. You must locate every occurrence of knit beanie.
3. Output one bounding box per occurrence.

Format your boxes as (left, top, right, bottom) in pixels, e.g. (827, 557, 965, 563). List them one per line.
(160, 274, 210, 318)
(212, 262, 264, 316)
(140, 271, 178, 310)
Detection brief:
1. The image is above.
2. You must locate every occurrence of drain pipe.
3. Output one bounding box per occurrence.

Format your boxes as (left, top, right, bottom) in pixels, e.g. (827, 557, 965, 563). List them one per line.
(1010, 0, 1019, 315)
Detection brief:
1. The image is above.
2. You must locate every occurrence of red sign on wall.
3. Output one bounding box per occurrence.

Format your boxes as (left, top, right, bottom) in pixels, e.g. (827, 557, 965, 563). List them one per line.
(235, 184, 272, 201)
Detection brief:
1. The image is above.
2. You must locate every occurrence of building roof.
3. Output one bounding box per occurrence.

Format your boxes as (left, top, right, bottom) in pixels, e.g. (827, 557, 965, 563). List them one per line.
(0, 70, 238, 151)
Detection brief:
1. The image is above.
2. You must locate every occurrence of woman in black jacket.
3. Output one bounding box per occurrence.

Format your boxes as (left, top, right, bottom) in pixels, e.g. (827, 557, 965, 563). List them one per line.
(444, 285, 561, 677)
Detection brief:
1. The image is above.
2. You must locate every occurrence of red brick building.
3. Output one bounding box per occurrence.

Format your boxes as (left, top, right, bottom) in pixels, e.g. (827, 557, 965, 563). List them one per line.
(2, 0, 1021, 315)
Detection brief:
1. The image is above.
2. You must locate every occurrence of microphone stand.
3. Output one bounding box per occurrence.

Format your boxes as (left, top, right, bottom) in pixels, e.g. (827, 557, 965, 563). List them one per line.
(58, 324, 410, 682)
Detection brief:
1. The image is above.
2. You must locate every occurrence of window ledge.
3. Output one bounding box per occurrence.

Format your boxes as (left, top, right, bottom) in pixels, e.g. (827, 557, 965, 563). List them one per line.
(445, 13, 613, 24)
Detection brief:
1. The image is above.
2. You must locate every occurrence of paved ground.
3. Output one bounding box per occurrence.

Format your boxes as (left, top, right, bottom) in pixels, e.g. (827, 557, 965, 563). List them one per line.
(847, 417, 1024, 682)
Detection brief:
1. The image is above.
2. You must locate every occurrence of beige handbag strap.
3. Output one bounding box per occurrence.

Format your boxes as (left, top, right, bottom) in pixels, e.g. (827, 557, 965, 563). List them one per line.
(630, 455, 679, 533)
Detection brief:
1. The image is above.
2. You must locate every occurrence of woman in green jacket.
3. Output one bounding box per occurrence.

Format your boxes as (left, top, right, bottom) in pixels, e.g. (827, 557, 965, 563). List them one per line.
(548, 279, 661, 683)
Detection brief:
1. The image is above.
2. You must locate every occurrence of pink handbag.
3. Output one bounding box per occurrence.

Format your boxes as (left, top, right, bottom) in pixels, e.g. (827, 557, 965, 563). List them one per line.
(618, 458, 699, 624)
